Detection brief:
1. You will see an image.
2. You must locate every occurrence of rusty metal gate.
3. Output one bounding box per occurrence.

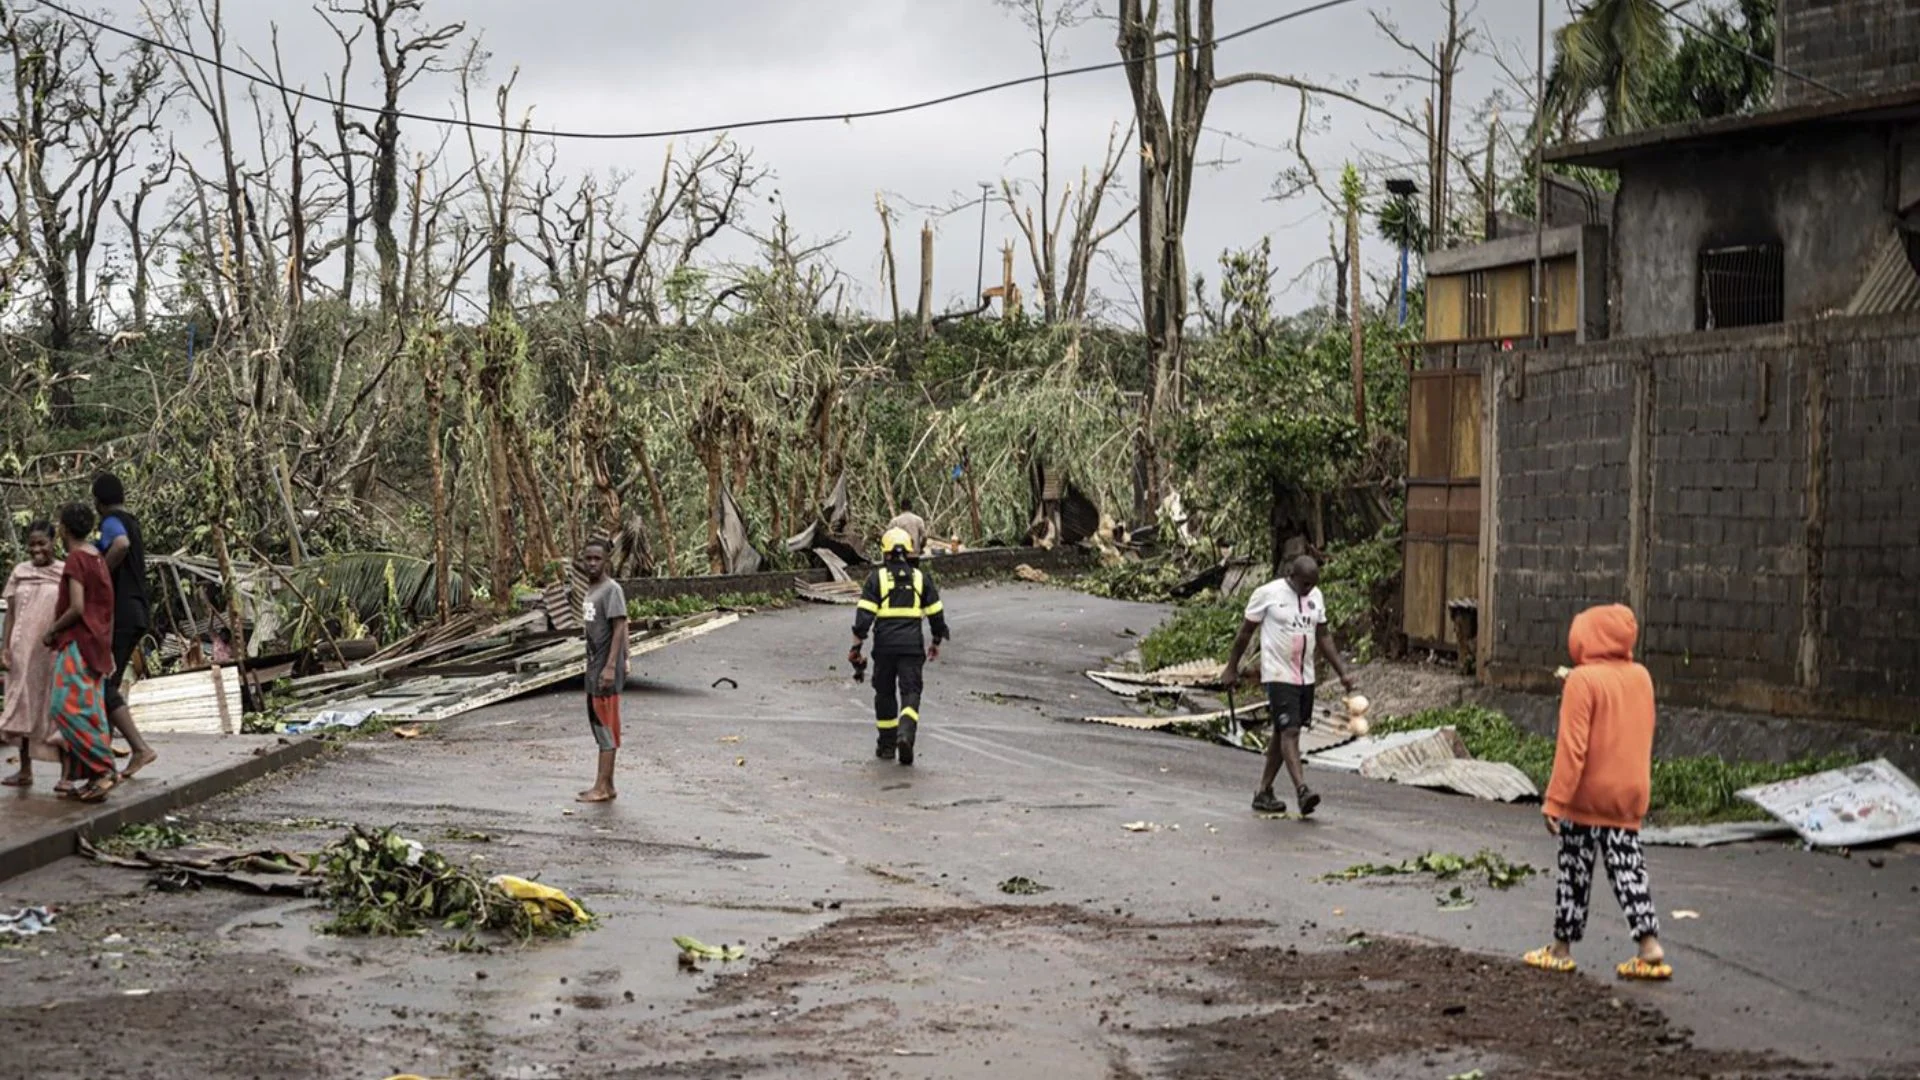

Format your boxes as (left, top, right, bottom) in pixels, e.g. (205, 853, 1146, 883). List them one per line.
(1402, 367, 1481, 650)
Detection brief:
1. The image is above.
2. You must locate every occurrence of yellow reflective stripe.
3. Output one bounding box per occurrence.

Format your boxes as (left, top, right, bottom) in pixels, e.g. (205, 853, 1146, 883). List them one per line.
(875, 568, 927, 618)
(856, 599, 880, 614)
(875, 718, 900, 730)
(900, 707, 919, 721)
(922, 601, 943, 616)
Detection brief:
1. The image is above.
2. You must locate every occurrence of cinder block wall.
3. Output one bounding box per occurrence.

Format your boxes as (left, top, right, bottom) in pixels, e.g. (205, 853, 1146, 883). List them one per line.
(1485, 314, 1920, 728)
(1777, 0, 1920, 106)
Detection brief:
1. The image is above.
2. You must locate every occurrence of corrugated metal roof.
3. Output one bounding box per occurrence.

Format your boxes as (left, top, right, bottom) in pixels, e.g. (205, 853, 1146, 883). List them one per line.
(1844, 231, 1920, 316)
(1392, 760, 1540, 803)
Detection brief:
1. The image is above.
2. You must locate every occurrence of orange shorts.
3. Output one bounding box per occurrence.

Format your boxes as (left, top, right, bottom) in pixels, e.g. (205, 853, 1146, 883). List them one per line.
(587, 694, 621, 751)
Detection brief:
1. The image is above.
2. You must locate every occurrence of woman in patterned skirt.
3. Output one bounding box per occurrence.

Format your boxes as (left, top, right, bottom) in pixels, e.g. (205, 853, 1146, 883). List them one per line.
(42, 504, 117, 802)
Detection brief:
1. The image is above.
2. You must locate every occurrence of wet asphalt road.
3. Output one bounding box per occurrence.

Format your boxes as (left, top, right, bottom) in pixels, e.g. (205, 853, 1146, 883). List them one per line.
(1, 581, 1914, 1078)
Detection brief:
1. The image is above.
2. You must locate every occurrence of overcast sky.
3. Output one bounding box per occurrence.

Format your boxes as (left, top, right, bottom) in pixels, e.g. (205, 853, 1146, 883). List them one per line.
(73, 0, 1569, 321)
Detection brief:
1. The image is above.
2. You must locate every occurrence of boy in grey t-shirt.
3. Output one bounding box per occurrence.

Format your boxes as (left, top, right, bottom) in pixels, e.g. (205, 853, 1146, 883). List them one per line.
(577, 540, 629, 803)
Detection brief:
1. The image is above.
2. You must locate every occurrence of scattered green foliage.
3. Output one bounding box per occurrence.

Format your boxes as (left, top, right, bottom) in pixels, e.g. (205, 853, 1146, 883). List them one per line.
(1073, 559, 1193, 603)
(1318, 531, 1403, 661)
(627, 591, 783, 620)
(1436, 885, 1476, 911)
(1647, 751, 1855, 826)
(317, 826, 592, 940)
(1371, 705, 1857, 824)
(1321, 849, 1539, 890)
(99, 821, 196, 855)
(997, 875, 1053, 896)
(1138, 593, 1244, 672)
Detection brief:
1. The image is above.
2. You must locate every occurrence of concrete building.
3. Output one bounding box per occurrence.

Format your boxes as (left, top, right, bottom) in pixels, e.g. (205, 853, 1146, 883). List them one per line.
(1439, 0, 1920, 739)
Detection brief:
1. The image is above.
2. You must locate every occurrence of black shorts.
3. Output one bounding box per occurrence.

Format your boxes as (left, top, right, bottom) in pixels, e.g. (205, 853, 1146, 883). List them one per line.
(103, 630, 142, 712)
(1265, 681, 1315, 731)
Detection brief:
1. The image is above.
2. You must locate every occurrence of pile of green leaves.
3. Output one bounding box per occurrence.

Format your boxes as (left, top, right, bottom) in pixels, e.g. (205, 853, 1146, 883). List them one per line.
(997, 876, 1053, 896)
(1074, 559, 1192, 603)
(1371, 706, 1856, 825)
(316, 826, 591, 941)
(1321, 849, 1538, 890)
(1138, 593, 1244, 672)
(99, 821, 196, 855)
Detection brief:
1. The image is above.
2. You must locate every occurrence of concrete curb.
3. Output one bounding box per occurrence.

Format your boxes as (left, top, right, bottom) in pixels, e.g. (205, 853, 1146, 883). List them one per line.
(0, 736, 332, 886)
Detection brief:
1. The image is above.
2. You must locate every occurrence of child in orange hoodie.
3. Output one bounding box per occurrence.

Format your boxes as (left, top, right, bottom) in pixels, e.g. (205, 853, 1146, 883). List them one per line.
(1524, 604, 1672, 980)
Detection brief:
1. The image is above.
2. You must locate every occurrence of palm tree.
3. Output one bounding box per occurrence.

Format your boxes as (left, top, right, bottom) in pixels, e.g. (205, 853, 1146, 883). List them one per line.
(1542, 0, 1675, 137)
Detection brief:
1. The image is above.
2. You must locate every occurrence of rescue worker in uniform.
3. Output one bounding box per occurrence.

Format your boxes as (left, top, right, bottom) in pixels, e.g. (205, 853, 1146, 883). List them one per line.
(849, 528, 950, 766)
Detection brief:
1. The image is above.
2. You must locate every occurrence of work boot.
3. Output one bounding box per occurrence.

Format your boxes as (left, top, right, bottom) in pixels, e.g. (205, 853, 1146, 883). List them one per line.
(897, 716, 917, 767)
(876, 728, 897, 761)
(1297, 785, 1322, 817)
(1251, 788, 1286, 815)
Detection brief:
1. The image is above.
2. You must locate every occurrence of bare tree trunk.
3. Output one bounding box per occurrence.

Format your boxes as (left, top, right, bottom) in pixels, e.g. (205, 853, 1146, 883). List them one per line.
(876, 194, 900, 324)
(1348, 196, 1367, 439)
(632, 429, 675, 574)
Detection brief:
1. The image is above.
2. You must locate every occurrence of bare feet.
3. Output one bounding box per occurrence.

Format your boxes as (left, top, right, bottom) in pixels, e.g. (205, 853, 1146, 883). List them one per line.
(575, 787, 616, 803)
(120, 748, 158, 779)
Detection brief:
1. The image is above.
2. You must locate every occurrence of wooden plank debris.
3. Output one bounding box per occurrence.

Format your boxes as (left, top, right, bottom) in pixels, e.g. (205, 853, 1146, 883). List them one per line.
(283, 611, 740, 728)
(126, 667, 245, 735)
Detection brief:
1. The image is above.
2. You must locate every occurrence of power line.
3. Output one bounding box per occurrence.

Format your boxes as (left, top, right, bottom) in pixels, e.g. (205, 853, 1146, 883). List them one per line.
(1657, 0, 1844, 99)
(30, 0, 1364, 142)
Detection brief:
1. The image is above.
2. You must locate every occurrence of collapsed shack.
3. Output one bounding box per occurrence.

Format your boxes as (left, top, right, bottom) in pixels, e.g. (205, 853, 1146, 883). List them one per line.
(273, 609, 739, 731)
(111, 548, 742, 735)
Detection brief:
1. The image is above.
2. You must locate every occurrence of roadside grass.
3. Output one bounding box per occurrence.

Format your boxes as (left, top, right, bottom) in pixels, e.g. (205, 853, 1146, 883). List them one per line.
(627, 591, 785, 620)
(1372, 705, 1855, 825)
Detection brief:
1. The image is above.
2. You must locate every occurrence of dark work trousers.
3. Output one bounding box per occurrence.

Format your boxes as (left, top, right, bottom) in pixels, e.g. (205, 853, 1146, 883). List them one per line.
(871, 653, 925, 732)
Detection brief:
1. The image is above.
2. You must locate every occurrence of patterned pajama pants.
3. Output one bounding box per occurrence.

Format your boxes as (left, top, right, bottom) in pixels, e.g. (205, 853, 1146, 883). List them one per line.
(1554, 823, 1661, 943)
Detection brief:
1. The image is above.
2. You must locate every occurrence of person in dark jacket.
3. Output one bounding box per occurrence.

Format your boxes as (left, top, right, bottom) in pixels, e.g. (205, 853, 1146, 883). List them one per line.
(849, 528, 950, 766)
(94, 473, 157, 777)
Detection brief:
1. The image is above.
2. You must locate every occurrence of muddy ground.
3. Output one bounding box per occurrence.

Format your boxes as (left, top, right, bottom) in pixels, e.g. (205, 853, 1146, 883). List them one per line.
(0, 583, 1912, 1079)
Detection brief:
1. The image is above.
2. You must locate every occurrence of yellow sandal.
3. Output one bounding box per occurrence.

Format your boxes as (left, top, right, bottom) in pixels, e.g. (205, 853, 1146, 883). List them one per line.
(1616, 956, 1673, 980)
(1524, 947, 1577, 973)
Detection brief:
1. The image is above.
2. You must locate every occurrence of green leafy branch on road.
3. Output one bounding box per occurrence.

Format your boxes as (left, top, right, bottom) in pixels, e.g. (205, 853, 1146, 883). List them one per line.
(318, 826, 593, 941)
(1371, 706, 1857, 825)
(1321, 849, 1539, 890)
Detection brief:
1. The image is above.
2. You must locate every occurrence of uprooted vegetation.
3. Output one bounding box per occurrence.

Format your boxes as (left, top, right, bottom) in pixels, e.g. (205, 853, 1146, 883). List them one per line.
(1372, 705, 1857, 825)
(90, 822, 592, 944)
(318, 826, 594, 941)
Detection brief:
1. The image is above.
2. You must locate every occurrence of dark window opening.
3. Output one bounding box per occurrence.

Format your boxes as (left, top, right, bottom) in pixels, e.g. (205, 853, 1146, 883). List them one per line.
(1697, 242, 1784, 329)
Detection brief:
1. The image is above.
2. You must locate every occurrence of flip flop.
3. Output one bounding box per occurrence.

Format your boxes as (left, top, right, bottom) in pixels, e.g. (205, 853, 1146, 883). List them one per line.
(1616, 957, 1673, 981)
(76, 776, 117, 803)
(1524, 947, 1577, 973)
(1, 774, 33, 788)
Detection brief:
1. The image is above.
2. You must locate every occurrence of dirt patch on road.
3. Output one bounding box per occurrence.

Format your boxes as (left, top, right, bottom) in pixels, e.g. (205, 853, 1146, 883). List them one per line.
(688, 905, 1868, 1079)
(1162, 936, 1791, 1080)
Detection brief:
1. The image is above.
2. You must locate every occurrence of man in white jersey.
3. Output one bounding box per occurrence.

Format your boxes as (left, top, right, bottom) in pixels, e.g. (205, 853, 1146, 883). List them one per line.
(1223, 555, 1356, 816)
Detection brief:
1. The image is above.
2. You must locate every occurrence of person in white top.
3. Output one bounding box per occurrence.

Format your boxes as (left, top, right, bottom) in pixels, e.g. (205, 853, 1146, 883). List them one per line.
(1223, 555, 1357, 817)
(885, 498, 928, 560)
